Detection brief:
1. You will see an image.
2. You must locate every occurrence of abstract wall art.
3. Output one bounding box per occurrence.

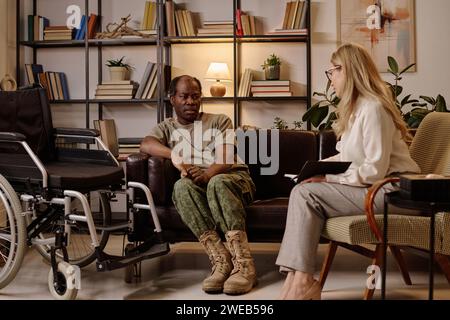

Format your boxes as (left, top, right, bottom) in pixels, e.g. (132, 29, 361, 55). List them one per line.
(339, 0, 416, 72)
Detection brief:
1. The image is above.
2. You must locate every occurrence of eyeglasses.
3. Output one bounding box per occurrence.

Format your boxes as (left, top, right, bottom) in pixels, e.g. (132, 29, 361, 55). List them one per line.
(325, 65, 342, 81)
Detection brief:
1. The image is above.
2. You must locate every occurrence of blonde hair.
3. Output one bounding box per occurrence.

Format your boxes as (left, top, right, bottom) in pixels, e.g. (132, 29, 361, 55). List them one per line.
(331, 43, 411, 142)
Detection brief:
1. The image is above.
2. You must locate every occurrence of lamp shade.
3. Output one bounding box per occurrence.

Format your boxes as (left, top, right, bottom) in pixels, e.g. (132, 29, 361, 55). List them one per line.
(205, 62, 231, 82)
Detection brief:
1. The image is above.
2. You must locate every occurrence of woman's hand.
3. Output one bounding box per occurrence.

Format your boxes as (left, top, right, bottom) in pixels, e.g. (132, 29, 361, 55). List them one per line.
(300, 175, 326, 185)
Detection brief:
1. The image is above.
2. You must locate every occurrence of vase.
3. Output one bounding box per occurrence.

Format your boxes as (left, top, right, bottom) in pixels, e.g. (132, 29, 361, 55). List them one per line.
(264, 65, 280, 80)
(109, 67, 128, 81)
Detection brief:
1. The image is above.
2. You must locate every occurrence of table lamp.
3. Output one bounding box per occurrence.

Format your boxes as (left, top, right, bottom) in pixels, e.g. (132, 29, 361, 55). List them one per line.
(205, 62, 231, 97)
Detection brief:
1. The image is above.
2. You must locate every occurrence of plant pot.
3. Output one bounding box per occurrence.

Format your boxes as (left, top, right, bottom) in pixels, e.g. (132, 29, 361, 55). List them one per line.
(264, 65, 280, 80)
(109, 66, 128, 81)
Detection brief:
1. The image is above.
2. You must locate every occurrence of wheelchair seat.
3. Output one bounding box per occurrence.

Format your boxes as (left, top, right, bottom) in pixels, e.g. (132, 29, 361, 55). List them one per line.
(46, 161, 124, 191)
(0, 87, 123, 193)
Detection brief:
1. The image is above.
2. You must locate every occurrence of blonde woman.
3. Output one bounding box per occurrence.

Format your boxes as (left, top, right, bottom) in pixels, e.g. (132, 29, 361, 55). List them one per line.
(276, 43, 421, 300)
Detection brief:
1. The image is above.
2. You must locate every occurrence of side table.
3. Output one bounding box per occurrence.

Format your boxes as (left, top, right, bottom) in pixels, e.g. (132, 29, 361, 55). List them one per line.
(382, 191, 450, 300)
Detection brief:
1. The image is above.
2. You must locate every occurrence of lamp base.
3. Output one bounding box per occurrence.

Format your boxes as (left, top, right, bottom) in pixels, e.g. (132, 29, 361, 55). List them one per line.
(210, 82, 226, 97)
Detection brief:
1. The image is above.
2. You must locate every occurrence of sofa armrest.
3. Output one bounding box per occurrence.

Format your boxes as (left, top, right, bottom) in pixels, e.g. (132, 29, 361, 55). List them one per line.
(318, 130, 338, 160)
(126, 152, 150, 186)
(147, 157, 179, 206)
(126, 153, 179, 206)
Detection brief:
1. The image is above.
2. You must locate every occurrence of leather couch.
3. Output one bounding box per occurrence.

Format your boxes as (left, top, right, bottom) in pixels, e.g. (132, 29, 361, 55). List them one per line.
(126, 130, 338, 243)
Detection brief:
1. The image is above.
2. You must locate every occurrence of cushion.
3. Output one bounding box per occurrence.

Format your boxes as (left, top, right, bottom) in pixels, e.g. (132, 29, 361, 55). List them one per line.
(322, 213, 447, 254)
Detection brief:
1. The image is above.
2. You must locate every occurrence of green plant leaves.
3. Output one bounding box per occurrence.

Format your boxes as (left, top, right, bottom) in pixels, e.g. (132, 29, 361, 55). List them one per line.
(388, 56, 399, 74)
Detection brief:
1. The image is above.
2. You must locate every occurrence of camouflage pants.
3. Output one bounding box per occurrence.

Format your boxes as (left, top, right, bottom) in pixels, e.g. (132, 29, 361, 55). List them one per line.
(172, 171, 256, 238)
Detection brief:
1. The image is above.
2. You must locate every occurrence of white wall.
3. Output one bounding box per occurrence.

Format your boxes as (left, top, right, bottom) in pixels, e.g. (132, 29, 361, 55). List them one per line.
(18, 0, 450, 135)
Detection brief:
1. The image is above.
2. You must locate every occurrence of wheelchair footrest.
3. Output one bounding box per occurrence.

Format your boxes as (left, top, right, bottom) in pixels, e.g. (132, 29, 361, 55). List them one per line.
(95, 242, 170, 272)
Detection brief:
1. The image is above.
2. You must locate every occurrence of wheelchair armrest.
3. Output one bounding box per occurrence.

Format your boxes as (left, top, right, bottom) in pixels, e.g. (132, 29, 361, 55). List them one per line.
(0, 132, 26, 142)
(54, 127, 100, 137)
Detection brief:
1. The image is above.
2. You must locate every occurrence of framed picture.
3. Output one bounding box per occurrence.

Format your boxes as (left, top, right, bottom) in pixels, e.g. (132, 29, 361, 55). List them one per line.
(339, 0, 416, 72)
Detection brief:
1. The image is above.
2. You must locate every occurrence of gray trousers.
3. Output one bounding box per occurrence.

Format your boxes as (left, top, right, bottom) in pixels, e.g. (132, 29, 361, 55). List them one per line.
(172, 171, 256, 238)
(276, 182, 417, 274)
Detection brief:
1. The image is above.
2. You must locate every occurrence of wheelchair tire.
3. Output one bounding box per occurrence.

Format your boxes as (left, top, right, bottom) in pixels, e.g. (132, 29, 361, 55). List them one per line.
(30, 191, 111, 268)
(0, 174, 27, 289)
(48, 261, 78, 300)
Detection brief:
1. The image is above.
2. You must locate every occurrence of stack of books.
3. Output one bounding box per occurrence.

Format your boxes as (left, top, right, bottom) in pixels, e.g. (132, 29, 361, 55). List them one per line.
(28, 15, 49, 41)
(74, 13, 98, 40)
(135, 61, 158, 99)
(175, 9, 196, 36)
(118, 138, 142, 156)
(44, 26, 73, 41)
(238, 68, 253, 97)
(25, 63, 70, 101)
(235, 10, 256, 36)
(141, 1, 157, 31)
(94, 80, 138, 100)
(250, 80, 292, 97)
(197, 21, 234, 36)
(267, 0, 308, 35)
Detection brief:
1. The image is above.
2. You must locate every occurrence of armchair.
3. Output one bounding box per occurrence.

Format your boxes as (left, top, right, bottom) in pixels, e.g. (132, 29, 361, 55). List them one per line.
(319, 112, 450, 299)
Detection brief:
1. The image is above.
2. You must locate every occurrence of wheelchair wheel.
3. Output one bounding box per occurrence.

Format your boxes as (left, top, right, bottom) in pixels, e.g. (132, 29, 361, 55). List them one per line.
(48, 261, 78, 300)
(29, 191, 111, 268)
(0, 174, 27, 289)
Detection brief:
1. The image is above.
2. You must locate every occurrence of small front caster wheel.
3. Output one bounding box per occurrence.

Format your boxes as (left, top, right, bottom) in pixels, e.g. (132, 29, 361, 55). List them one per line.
(48, 261, 79, 300)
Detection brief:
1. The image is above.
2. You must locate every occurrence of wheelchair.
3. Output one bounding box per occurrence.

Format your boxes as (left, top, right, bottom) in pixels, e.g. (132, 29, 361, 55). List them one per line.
(0, 87, 169, 299)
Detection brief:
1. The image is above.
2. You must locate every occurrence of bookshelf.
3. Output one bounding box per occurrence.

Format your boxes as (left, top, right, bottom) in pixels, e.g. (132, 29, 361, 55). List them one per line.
(16, 0, 311, 133)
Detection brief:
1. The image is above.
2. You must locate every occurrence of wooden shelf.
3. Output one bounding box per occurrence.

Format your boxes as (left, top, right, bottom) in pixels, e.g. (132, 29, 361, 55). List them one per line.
(163, 36, 234, 44)
(20, 38, 157, 48)
(89, 99, 158, 104)
(49, 99, 158, 104)
(163, 34, 307, 44)
(238, 96, 308, 102)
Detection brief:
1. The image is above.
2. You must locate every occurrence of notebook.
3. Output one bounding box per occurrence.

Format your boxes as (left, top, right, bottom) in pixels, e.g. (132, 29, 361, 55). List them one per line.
(286, 161, 351, 184)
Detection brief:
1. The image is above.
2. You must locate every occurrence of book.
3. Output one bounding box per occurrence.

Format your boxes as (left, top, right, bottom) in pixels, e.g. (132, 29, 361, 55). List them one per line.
(251, 86, 290, 92)
(94, 119, 119, 157)
(299, 0, 309, 29)
(25, 64, 43, 85)
(87, 13, 98, 39)
(97, 84, 135, 90)
(60, 72, 70, 100)
(135, 61, 154, 99)
(203, 20, 233, 26)
(142, 1, 150, 30)
(95, 89, 135, 95)
(286, 161, 352, 184)
(94, 95, 134, 100)
(252, 92, 292, 97)
(165, 0, 176, 37)
(102, 80, 133, 85)
(282, 2, 291, 30)
(294, 1, 305, 29)
(235, 9, 243, 36)
(251, 80, 290, 86)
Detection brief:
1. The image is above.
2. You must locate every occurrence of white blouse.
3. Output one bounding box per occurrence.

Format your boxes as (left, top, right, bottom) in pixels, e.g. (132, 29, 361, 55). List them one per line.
(324, 97, 421, 187)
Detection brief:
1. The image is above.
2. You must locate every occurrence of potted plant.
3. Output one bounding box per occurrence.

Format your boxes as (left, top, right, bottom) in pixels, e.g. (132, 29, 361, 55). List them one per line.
(304, 56, 448, 130)
(106, 56, 133, 81)
(262, 53, 281, 80)
(302, 80, 340, 130)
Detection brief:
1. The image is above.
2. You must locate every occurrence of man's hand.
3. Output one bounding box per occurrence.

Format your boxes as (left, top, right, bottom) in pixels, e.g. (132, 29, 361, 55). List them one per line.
(300, 175, 326, 185)
(171, 153, 192, 177)
(187, 166, 212, 186)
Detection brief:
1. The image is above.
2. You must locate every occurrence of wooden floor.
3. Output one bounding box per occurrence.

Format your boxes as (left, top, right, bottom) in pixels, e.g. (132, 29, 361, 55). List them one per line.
(1, 238, 449, 300)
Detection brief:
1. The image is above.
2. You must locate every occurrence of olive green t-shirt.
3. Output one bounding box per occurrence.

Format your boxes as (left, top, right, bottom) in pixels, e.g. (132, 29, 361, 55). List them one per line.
(148, 112, 248, 171)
